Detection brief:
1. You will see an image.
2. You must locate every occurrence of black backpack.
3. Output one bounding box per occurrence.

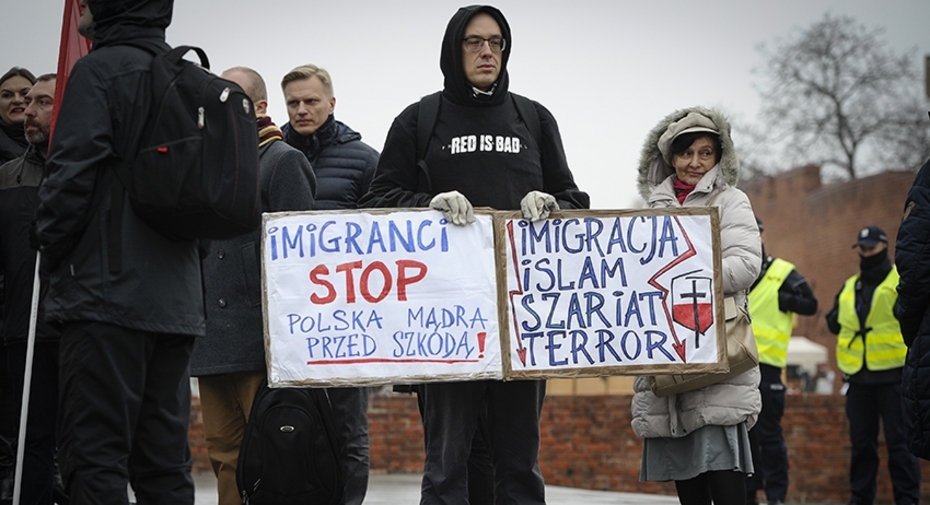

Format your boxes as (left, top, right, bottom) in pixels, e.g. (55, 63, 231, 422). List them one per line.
(415, 91, 542, 190)
(119, 44, 261, 241)
(237, 383, 345, 505)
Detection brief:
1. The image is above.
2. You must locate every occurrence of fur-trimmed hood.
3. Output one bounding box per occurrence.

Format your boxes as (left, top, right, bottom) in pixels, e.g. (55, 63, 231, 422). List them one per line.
(636, 106, 739, 200)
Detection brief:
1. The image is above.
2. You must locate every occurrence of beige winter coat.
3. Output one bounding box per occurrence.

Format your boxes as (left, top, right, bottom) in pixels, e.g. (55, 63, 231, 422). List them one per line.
(630, 106, 762, 438)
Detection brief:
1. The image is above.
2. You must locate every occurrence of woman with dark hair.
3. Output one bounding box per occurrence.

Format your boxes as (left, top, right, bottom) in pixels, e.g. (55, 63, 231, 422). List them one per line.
(630, 107, 763, 505)
(0, 67, 36, 165)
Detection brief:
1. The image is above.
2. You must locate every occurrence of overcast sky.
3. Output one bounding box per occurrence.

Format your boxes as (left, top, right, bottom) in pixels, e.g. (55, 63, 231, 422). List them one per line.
(6, 0, 930, 208)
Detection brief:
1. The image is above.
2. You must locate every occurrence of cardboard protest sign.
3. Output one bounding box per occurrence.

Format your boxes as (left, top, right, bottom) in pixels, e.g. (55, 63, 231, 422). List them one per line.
(262, 209, 501, 387)
(496, 208, 726, 379)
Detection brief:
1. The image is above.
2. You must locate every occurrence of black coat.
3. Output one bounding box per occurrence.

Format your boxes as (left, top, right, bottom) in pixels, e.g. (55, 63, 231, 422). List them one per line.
(282, 116, 378, 210)
(34, 0, 205, 336)
(896, 157, 930, 459)
(191, 139, 316, 376)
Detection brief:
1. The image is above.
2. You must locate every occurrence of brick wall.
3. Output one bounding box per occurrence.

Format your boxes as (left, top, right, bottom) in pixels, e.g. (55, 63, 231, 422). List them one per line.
(189, 392, 930, 504)
(188, 393, 212, 474)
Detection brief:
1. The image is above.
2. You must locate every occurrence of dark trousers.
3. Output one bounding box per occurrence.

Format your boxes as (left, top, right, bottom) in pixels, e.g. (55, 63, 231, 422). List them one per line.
(465, 418, 494, 505)
(0, 345, 16, 474)
(419, 379, 546, 505)
(7, 341, 59, 505)
(846, 381, 921, 505)
(327, 386, 370, 505)
(414, 387, 495, 504)
(57, 321, 194, 505)
(747, 365, 789, 502)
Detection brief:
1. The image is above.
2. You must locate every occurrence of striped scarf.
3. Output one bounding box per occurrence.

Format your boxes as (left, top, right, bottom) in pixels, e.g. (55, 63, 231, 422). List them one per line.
(257, 114, 284, 147)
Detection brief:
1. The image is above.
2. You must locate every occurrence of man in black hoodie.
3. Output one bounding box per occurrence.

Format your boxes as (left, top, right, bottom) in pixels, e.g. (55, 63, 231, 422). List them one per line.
(34, 0, 204, 502)
(825, 226, 920, 505)
(361, 6, 589, 504)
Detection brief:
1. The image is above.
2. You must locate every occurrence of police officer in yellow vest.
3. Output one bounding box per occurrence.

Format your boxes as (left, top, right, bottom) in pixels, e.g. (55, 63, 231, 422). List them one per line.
(746, 217, 818, 505)
(825, 225, 920, 505)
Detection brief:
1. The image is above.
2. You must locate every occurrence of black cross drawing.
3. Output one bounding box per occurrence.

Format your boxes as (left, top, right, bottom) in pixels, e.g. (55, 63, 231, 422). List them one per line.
(681, 279, 706, 349)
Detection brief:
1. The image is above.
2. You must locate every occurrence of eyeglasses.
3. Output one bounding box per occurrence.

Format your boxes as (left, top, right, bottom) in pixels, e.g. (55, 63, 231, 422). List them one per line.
(462, 36, 506, 53)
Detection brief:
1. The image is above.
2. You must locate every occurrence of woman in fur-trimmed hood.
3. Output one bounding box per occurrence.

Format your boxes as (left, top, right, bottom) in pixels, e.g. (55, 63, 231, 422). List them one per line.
(630, 106, 762, 505)
(637, 106, 759, 308)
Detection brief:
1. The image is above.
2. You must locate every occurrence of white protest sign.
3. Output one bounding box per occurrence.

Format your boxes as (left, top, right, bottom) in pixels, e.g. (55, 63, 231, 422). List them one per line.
(262, 209, 501, 387)
(497, 208, 726, 379)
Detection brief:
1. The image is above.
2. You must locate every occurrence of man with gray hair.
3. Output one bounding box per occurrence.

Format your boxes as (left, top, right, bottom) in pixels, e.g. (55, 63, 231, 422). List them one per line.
(190, 66, 317, 505)
(281, 64, 379, 210)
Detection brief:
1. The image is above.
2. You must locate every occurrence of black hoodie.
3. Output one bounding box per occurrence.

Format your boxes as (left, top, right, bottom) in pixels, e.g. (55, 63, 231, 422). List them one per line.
(361, 5, 589, 212)
(35, 0, 205, 337)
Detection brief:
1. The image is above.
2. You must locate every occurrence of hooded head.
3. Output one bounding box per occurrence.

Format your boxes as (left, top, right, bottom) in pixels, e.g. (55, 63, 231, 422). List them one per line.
(85, 0, 173, 49)
(636, 106, 739, 200)
(440, 5, 511, 107)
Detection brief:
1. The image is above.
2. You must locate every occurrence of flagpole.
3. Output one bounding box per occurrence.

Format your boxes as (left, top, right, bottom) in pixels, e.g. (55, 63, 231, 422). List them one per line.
(11, 253, 41, 505)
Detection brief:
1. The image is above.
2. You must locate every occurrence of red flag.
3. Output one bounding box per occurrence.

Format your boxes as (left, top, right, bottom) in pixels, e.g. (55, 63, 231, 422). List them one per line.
(50, 0, 92, 141)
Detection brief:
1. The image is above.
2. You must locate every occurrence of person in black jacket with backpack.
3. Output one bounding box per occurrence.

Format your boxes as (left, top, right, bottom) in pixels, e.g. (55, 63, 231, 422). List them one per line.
(34, 1, 205, 502)
(360, 6, 588, 504)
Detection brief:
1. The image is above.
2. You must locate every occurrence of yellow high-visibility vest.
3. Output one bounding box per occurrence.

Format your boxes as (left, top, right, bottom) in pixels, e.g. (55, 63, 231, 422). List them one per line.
(835, 266, 906, 374)
(749, 258, 796, 368)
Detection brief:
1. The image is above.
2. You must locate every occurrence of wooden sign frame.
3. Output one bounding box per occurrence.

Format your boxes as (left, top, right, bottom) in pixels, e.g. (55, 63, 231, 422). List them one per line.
(493, 207, 727, 380)
(261, 208, 502, 387)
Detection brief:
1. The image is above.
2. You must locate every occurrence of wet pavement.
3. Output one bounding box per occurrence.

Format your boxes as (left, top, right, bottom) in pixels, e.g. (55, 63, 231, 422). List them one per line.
(191, 471, 680, 504)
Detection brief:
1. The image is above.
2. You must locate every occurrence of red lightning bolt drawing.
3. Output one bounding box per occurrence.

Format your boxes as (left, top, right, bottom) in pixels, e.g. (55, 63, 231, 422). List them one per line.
(647, 216, 697, 363)
(506, 220, 529, 366)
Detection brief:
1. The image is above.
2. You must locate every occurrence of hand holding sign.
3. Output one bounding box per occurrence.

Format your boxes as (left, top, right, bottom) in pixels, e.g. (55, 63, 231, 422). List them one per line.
(430, 191, 475, 226)
(520, 190, 559, 222)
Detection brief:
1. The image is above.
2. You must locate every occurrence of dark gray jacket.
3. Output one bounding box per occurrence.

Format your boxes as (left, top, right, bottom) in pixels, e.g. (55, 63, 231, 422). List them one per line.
(35, 0, 205, 336)
(0, 120, 27, 166)
(282, 116, 378, 210)
(0, 146, 59, 344)
(191, 138, 316, 376)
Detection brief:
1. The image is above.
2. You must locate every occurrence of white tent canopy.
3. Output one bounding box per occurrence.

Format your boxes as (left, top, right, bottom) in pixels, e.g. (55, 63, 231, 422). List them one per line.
(786, 336, 828, 375)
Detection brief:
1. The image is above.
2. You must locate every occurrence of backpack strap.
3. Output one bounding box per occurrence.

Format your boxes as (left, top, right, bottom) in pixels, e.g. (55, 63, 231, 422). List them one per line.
(415, 92, 442, 192)
(511, 93, 542, 149)
(416, 92, 441, 164)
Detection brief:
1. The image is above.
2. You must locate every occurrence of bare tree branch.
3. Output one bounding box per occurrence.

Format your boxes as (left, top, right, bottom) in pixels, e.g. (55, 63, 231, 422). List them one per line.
(753, 13, 927, 178)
